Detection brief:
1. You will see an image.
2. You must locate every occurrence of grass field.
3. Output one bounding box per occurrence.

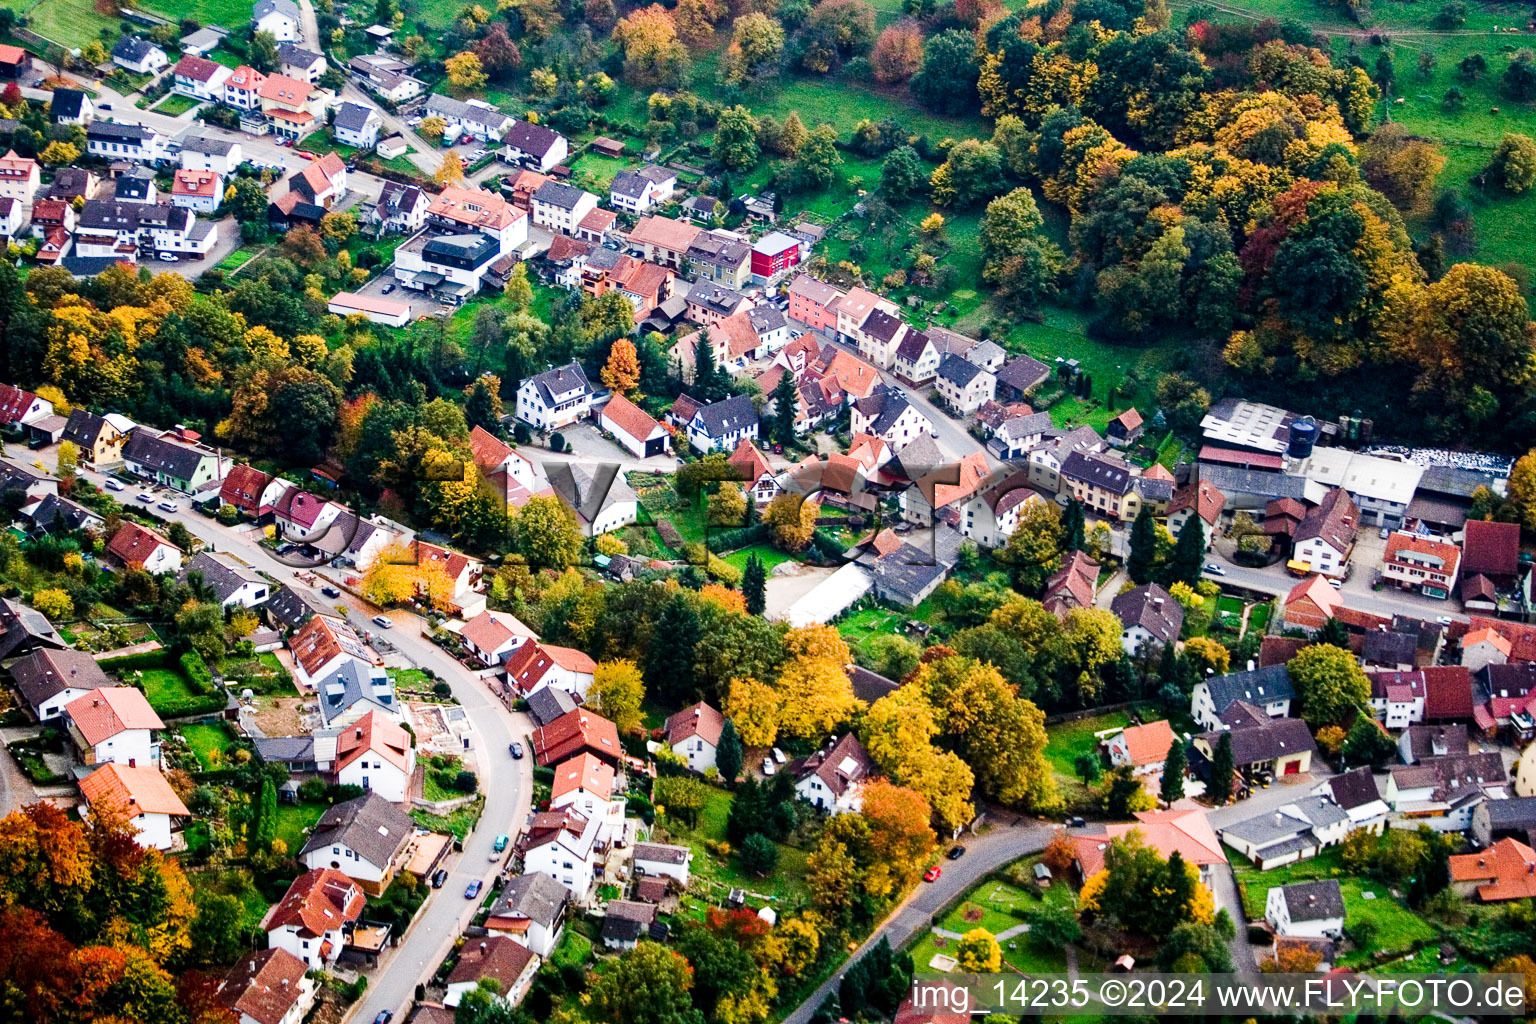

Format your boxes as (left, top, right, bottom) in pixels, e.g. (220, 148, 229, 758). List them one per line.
(720, 543, 799, 573)
(568, 150, 633, 194)
(143, 0, 252, 25)
(661, 787, 810, 905)
(908, 865, 1077, 975)
(138, 667, 201, 713)
(5, 0, 121, 49)
(1043, 710, 1131, 779)
(152, 93, 200, 116)
(272, 801, 328, 850)
(179, 722, 235, 770)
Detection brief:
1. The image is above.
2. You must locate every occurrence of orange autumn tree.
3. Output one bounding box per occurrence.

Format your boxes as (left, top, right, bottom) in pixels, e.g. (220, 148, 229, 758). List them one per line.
(859, 780, 936, 896)
(601, 337, 642, 395)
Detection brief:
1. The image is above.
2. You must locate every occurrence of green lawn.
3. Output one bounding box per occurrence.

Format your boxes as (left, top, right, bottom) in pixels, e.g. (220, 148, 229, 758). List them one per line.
(272, 801, 328, 850)
(179, 722, 235, 770)
(550, 928, 593, 969)
(412, 797, 484, 841)
(6, 0, 122, 49)
(143, 0, 251, 26)
(217, 247, 260, 272)
(661, 787, 810, 904)
(908, 864, 1077, 974)
(719, 543, 799, 573)
(152, 93, 200, 116)
(136, 667, 201, 713)
(568, 151, 633, 194)
(1043, 711, 1131, 779)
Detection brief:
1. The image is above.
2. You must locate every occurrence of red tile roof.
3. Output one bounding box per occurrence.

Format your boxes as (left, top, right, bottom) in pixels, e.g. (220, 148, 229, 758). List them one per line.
(531, 708, 620, 765)
(105, 522, 179, 566)
(1422, 665, 1474, 719)
(79, 762, 189, 817)
(1383, 532, 1460, 578)
(1461, 520, 1520, 579)
(505, 641, 595, 695)
(1117, 719, 1175, 768)
(1169, 479, 1227, 528)
(1449, 838, 1536, 902)
(551, 750, 615, 804)
(66, 687, 164, 746)
(221, 464, 273, 514)
(335, 709, 411, 774)
(173, 168, 222, 199)
(727, 438, 772, 486)
(265, 867, 365, 936)
(664, 701, 724, 748)
(460, 609, 536, 654)
(219, 950, 309, 1024)
(602, 393, 662, 444)
(173, 55, 224, 82)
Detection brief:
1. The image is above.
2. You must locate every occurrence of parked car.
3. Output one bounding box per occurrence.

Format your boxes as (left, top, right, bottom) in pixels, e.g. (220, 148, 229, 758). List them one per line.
(1380, 526, 1391, 539)
(508, 741, 524, 759)
(104, 479, 125, 491)
(946, 845, 966, 860)
(491, 834, 509, 859)
(296, 150, 316, 160)
(923, 866, 942, 882)
(156, 252, 178, 262)
(373, 1013, 392, 1024)
(321, 585, 341, 598)
(464, 880, 483, 899)
(1204, 563, 1226, 576)
(1064, 816, 1086, 828)
(137, 492, 154, 503)
(372, 615, 393, 628)
(382, 283, 395, 294)
(431, 868, 448, 888)
(472, 148, 487, 159)
(158, 501, 179, 513)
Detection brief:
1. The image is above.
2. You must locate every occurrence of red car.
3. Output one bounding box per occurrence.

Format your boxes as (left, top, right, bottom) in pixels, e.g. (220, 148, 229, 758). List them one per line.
(923, 866, 942, 882)
(296, 150, 316, 160)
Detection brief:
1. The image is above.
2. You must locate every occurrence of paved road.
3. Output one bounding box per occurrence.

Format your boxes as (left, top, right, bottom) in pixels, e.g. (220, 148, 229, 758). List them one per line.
(783, 822, 1056, 1024)
(33, 450, 531, 1023)
(1199, 556, 1469, 625)
(0, 736, 37, 817)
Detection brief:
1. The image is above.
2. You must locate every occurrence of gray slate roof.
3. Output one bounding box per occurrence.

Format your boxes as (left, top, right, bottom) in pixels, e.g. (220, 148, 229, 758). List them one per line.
(0, 596, 67, 660)
(1324, 767, 1383, 811)
(277, 43, 323, 67)
(533, 180, 588, 210)
(123, 428, 209, 481)
(1110, 584, 1184, 644)
(180, 551, 267, 604)
(525, 362, 591, 407)
(316, 660, 396, 727)
(1202, 664, 1295, 715)
(936, 352, 986, 387)
(1280, 879, 1345, 922)
(23, 494, 102, 534)
(11, 648, 110, 711)
(488, 870, 570, 927)
(332, 102, 377, 133)
(692, 394, 758, 439)
(299, 791, 414, 866)
(50, 88, 88, 121)
(254, 0, 301, 21)
(526, 687, 578, 727)
(265, 582, 333, 629)
(112, 36, 162, 63)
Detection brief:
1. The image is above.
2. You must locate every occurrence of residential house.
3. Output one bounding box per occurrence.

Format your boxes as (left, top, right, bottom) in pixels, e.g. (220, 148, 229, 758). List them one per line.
(663, 702, 724, 774)
(223, 64, 266, 110)
(333, 102, 381, 149)
(686, 281, 753, 328)
(348, 55, 424, 102)
(459, 609, 538, 667)
(180, 551, 270, 608)
(600, 393, 669, 459)
(445, 937, 539, 1009)
(1222, 796, 1350, 870)
(264, 583, 335, 632)
(892, 328, 941, 386)
(1460, 519, 1524, 612)
(485, 871, 570, 957)
(27, 198, 73, 240)
(79, 762, 188, 851)
(935, 354, 996, 414)
(516, 362, 593, 432)
(1191, 664, 1295, 731)
(751, 231, 800, 281)
(680, 194, 722, 223)
(574, 207, 617, 245)
(1282, 575, 1341, 633)
(1069, 808, 1227, 884)
(113, 36, 169, 75)
(290, 152, 347, 208)
(728, 438, 780, 505)
(180, 134, 242, 175)
(19, 493, 102, 536)
(786, 274, 840, 331)
(85, 122, 166, 164)
(1193, 700, 1316, 781)
(1110, 583, 1185, 656)
(11, 648, 111, 721)
(685, 394, 758, 454)
(632, 843, 691, 886)
(171, 169, 222, 213)
(315, 660, 403, 730)
(994, 354, 1052, 403)
(272, 488, 341, 542)
(900, 450, 989, 526)
(1106, 719, 1177, 775)
(1059, 451, 1139, 520)
(111, 166, 158, 204)
(687, 230, 753, 289)
(531, 709, 622, 767)
(1472, 796, 1536, 847)
(1399, 723, 1468, 765)
(518, 807, 603, 900)
(1384, 751, 1508, 832)
(470, 425, 546, 508)
(395, 186, 528, 301)
(1381, 532, 1460, 600)
(72, 197, 220, 263)
(531, 181, 597, 235)
(64, 686, 164, 767)
(872, 541, 954, 608)
(1473, 662, 1536, 743)
(106, 521, 183, 573)
(334, 710, 415, 802)
(1289, 488, 1358, 578)
(550, 751, 624, 846)
(368, 181, 428, 235)
(956, 470, 1040, 549)
(1265, 880, 1345, 938)
(1166, 479, 1226, 546)
(628, 216, 700, 269)
(298, 792, 414, 895)
(218, 950, 317, 1024)
(0, 44, 29, 81)
(849, 389, 933, 449)
(1315, 767, 1389, 835)
(1043, 550, 1099, 618)
(277, 43, 326, 82)
(1369, 670, 1427, 730)
(543, 460, 639, 538)
(504, 641, 596, 701)
(59, 410, 128, 465)
(1026, 426, 1105, 494)
(1362, 627, 1421, 673)
(609, 165, 676, 214)
(263, 868, 365, 969)
(253, 0, 303, 40)
(1106, 408, 1145, 447)
(288, 614, 378, 689)
(0, 595, 67, 660)
(601, 901, 658, 950)
(501, 120, 568, 172)
(829, 286, 887, 345)
(1448, 837, 1536, 902)
(794, 733, 877, 814)
(854, 308, 910, 370)
(171, 55, 232, 101)
(603, 255, 673, 321)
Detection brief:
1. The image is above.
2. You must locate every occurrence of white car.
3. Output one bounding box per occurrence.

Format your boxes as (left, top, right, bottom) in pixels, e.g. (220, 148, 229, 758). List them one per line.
(372, 615, 394, 629)
(137, 492, 154, 503)
(471, 148, 486, 159)
(103, 479, 125, 491)
(158, 501, 179, 513)
(1204, 563, 1226, 576)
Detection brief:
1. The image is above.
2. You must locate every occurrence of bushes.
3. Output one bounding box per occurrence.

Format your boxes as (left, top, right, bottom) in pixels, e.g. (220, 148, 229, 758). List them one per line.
(181, 650, 216, 694)
(705, 523, 769, 553)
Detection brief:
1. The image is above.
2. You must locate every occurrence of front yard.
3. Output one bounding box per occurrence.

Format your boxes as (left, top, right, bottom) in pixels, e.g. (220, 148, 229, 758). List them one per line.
(907, 863, 1077, 975)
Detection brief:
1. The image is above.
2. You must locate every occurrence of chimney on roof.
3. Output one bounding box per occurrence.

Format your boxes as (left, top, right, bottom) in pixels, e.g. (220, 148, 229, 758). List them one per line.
(355, 726, 363, 739)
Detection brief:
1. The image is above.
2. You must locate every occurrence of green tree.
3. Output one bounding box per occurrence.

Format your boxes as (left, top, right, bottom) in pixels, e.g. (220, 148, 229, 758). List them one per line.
(1126, 507, 1159, 584)
(646, 593, 702, 705)
(1061, 499, 1085, 552)
(1209, 731, 1234, 805)
(742, 553, 767, 615)
(771, 369, 799, 444)
(514, 494, 584, 569)
(788, 124, 843, 191)
(739, 832, 780, 875)
(931, 139, 1004, 208)
(879, 144, 927, 199)
(713, 104, 760, 171)
(1289, 644, 1371, 728)
(999, 499, 1062, 593)
(912, 29, 979, 115)
(224, 176, 271, 227)
(1166, 516, 1205, 588)
(1160, 736, 1186, 805)
(1505, 50, 1536, 101)
(588, 941, 705, 1024)
(253, 776, 277, 851)
(1341, 714, 1398, 769)
(191, 889, 246, 965)
(716, 718, 745, 782)
(1488, 132, 1536, 193)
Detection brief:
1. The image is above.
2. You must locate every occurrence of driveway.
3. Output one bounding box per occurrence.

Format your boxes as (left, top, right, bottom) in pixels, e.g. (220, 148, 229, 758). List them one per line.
(781, 821, 1057, 1024)
(1207, 862, 1261, 977)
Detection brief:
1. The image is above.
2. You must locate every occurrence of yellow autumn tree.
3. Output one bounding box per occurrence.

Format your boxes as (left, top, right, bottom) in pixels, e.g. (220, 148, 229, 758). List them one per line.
(589, 659, 646, 732)
(955, 928, 1001, 971)
(436, 150, 466, 188)
(724, 675, 780, 747)
(361, 541, 419, 606)
(601, 337, 642, 395)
